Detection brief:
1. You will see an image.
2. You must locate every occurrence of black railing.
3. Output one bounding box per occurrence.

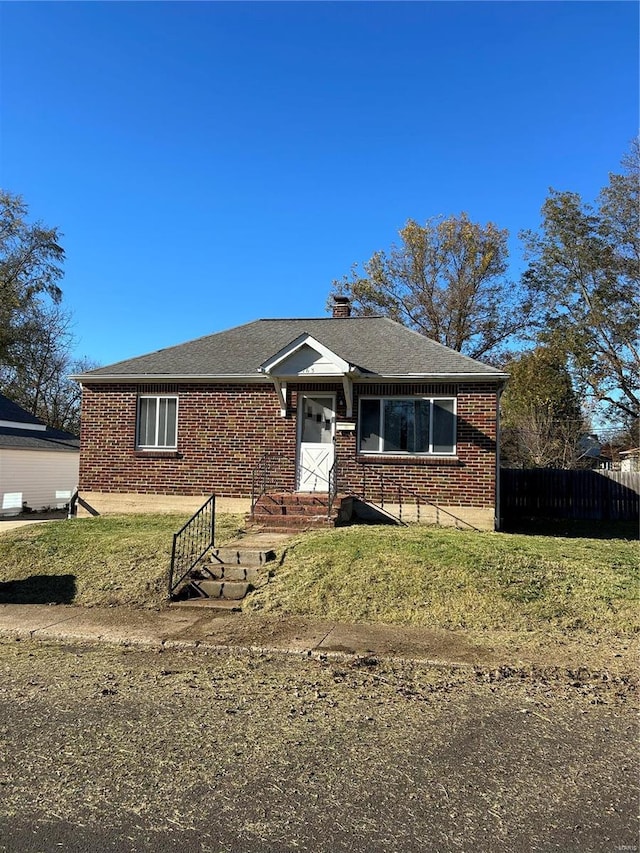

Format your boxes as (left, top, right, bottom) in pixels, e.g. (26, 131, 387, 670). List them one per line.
(251, 452, 294, 514)
(250, 450, 473, 528)
(356, 467, 478, 530)
(66, 488, 99, 518)
(327, 457, 339, 518)
(169, 495, 215, 596)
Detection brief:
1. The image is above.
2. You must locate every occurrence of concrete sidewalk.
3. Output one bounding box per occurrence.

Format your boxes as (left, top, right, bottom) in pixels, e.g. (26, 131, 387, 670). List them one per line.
(0, 603, 499, 668)
(0, 516, 64, 533)
(0, 524, 497, 667)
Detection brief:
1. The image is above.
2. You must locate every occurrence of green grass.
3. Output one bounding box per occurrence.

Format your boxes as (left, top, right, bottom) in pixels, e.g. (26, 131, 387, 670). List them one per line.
(247, 526, 640, 639)
(1, 517, 638, 648)
(0, 513, 245, 608)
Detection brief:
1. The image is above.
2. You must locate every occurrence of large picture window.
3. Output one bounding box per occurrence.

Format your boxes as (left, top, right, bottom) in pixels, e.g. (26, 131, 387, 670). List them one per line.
(137, 396, 178, 449)
(359, 397, 456, 455)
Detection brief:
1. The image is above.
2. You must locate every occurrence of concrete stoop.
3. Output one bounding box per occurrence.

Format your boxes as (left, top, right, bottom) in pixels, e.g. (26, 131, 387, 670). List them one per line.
(250, 492, 342, 533)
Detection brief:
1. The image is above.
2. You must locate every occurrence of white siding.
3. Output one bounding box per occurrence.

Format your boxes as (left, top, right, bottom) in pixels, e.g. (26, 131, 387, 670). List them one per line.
(278, 344, 343, 376)
(620, 456, 639, 473)
(0, 449, 79, 514)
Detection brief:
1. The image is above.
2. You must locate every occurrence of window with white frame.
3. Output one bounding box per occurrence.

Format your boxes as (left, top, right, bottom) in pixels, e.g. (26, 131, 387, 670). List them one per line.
(137, 396, 178, 449)
(359, 397, 456, 455)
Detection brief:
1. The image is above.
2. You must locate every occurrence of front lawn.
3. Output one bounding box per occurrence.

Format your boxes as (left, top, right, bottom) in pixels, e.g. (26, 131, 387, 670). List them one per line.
(247, 525, 639, 639)
(0, 513, 245, 608)
(1, 516, 637, 654)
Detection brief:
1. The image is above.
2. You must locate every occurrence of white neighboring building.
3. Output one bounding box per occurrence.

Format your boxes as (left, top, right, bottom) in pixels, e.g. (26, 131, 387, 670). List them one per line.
(619, 448, 640, 473)
(0, 394, 79, 516)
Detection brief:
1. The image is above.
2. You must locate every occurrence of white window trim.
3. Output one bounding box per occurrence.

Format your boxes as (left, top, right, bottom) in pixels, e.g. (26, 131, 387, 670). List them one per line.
(358, 396, 457, 456)
(136, 395, 179, 449)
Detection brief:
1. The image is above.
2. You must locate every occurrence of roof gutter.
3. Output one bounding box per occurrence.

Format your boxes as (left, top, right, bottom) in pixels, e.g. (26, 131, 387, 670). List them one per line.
(72, 370, 509, 386)
(70, 373, 276, 385)
(355, 372, 510, 382)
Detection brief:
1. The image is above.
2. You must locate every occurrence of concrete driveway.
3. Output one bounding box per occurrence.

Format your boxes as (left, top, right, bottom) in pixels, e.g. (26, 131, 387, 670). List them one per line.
(0, 513, 66, 533)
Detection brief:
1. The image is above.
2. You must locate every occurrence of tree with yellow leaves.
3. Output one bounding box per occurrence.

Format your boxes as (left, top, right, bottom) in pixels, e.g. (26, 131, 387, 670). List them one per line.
(329, 212, 536, 362)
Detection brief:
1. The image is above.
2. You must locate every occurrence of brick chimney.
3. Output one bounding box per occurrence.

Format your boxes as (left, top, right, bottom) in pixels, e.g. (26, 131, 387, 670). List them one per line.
(332, 295, 351, 318)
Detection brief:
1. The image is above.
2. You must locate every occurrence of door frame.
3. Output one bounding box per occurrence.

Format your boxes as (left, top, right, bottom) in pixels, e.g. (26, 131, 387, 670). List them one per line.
(296, 393, 336, 492)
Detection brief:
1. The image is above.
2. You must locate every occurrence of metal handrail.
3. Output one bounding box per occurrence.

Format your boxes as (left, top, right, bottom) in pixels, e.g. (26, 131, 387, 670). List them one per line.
(66, 487, 99, 518)
(169, 495, 215, 596)
(327, 457, 339, 518)
(355, 466, 478, 530)
(249, 449, 475, 530)
(250, 451, 294, 515)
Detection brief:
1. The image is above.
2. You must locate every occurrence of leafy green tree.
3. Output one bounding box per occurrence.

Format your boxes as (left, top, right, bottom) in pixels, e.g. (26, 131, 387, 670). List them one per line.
(0, 190, 65, 365)
(501, 346, 588, 469)
(329, 213, 536, 362)
(521, 143, 639, 422)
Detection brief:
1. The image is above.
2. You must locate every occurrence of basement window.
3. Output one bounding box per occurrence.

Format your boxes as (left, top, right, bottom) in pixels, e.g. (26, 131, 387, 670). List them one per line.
(359, 397, 456, 455)
(137, 395, 178, 449)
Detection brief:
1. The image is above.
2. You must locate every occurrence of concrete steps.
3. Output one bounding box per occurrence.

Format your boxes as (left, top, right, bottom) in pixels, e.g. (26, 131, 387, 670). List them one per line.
(175, 546, 276, 603)
(194, 579, 251, 600)
(170, 597, 243, 612)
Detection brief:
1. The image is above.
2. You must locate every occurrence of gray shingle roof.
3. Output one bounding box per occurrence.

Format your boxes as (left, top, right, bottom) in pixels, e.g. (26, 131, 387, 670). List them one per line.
(0, 393, 46, 426)
(0, 393, 79, 451)
(76, 317, 507, 381)
(0, 427, 79, 452)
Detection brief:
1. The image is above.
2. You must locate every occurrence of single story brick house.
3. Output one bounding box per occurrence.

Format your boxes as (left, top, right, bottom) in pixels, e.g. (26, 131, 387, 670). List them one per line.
(0, 393, 79, 516)
(73, 298, 508, 529)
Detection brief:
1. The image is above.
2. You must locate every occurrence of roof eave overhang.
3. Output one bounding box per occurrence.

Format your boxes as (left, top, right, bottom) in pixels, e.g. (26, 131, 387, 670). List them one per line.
(71, 373, 274, 385)
(0, 419, 47, 431)
(0, 442, 79, 452)
(356, 372, 510, 383)
(73, 370, 509, 385)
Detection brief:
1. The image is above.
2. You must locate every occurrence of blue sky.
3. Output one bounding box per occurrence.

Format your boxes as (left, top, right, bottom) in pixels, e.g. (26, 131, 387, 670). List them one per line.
(1, 1, 637, 367)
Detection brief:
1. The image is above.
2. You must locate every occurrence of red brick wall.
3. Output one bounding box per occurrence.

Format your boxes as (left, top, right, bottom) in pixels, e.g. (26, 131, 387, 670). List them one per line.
(333, 382, 497, 509)
(80, 383, 296, 497)
(79, 380, 498, 507)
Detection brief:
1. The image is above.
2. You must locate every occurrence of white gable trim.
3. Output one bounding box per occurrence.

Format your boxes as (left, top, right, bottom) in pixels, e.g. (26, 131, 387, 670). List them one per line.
(260, 334, 359, 417)
(259, 334, 351, 376)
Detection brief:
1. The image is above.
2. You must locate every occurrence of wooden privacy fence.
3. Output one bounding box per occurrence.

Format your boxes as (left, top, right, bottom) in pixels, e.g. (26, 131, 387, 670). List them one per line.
(500, 469, 640, 522)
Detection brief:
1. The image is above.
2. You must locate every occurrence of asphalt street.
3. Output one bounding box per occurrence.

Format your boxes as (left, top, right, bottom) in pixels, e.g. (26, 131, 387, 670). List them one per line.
(0, 637, 637, 853)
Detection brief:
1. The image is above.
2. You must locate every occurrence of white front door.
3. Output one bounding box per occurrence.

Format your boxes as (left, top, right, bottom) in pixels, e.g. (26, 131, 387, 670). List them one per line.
(297, 395, 335, 492)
